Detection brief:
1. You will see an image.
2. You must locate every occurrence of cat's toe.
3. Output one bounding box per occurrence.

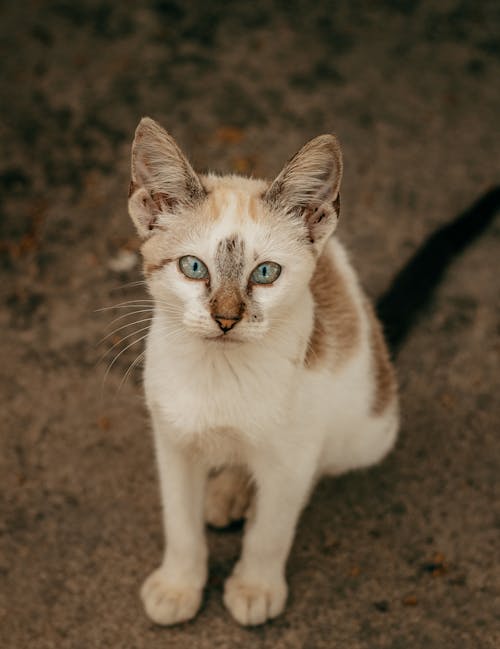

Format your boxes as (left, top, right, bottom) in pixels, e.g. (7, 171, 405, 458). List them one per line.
(223, 574, 287, 626)
(141, 569, 202, 625)
(205, 467, 253, 528)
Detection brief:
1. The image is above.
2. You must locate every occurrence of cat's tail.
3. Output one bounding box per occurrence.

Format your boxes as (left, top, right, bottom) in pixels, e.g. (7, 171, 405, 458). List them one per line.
(376, 186, 500, 356)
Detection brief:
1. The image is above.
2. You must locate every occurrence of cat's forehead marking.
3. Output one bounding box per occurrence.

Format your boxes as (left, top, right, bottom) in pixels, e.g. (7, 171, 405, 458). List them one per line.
(215, 234, 245, 281)
(206, 187, 265, 224)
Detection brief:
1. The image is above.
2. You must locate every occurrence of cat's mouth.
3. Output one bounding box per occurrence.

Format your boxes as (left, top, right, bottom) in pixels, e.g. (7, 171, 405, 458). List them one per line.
(205, 334, 243, 344)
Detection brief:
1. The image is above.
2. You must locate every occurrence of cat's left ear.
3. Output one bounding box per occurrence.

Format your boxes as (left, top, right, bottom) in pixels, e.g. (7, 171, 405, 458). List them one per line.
(264, 134, 343, 253)
(128, 117, 206, 238)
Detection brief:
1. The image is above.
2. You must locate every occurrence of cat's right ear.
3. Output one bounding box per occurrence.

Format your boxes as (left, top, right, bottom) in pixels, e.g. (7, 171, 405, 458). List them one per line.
(128, 117, 206, 238)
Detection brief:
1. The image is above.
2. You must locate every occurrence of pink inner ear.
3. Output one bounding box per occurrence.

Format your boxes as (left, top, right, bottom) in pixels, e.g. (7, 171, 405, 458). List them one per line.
(145, 192, 176, 231)
(305, 208, 325, 243)
(128, 185, 171, 237)
(151, 192, 177, 213)
(312, 208, 326, 225)
(304, 194, 340, 245)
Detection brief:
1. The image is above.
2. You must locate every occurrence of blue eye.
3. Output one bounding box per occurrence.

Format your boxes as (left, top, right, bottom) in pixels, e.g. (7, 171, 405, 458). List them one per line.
(179, 255, 209, 280)
(251, 261, 281, 285)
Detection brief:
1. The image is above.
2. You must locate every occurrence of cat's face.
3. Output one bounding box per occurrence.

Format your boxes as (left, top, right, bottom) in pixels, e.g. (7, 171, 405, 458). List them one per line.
(128, 118, 342, 344)
(141, 177, 316, 342)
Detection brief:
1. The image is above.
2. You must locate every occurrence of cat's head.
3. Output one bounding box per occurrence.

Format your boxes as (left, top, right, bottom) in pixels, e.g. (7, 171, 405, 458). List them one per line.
(128, 117, 342, 344)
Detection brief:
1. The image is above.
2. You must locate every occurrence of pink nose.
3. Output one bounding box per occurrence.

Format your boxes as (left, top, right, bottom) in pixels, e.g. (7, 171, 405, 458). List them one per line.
(213, 315, 240, 333)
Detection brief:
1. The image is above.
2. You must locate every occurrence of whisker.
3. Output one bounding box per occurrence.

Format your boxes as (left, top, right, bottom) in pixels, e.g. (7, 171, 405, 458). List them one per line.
(96, 299, 184, 314)
(95, 300, 157, 313)
(104, 308, 155, 328)
(110, 280, 148, 292)
(99, 325, 152, 363)
(118, 350, 145, 392)
(102, 304, 184, 331)
(98, 317, 154, 345)
(102, 331, 152, 388)
(101, 325, 187, 388)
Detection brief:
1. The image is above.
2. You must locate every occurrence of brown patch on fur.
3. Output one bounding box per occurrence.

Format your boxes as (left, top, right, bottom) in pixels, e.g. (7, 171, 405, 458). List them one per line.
(210, 286, 245, 320)
(305, 253, 360, 368)
(365, 301, 397, 416)
(205, 465, 255, 528)
(144, 258, 173, 277)
(204, 190, 228, 222)
(179, 427, 248, 466)
(203, 187, 266, 224)
(247, 194, 264, 222)
(216, 235, 245, 280)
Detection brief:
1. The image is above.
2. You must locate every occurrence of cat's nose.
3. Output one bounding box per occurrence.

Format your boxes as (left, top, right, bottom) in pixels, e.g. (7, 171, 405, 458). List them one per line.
(213, 314, 241, 333)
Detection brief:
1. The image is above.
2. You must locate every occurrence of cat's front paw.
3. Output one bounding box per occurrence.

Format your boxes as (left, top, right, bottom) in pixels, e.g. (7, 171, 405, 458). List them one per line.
(141, 568, 203, 625)
(223, 572, 287, 626)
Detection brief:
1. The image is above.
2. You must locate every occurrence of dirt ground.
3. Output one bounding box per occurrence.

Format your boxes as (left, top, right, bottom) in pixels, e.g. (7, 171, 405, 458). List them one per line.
(1, 2, 499, 648)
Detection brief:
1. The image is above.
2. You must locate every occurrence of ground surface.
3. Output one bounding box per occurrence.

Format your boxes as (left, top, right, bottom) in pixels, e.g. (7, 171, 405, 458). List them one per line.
(1, 1, 499, 647)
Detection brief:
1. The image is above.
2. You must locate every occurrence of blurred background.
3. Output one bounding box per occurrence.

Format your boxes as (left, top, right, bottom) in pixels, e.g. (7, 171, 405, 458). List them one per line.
(1, 2, 499, 648)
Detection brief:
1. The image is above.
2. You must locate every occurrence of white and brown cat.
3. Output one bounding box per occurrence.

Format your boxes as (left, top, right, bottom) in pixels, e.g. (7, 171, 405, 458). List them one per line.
(127, 117, 398, 626)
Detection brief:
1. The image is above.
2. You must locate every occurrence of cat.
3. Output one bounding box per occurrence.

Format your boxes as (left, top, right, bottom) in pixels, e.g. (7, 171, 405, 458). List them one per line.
(126, 116, 398, 627)
(125, 117, 498, 627)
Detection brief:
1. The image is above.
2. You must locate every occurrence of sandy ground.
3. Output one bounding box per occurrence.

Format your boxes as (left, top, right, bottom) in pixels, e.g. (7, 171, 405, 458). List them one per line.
(1, 2, 499, 647)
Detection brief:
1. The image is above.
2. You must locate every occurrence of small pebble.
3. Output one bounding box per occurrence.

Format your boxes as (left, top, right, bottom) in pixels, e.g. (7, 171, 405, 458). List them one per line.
(108, 249, 138, 273)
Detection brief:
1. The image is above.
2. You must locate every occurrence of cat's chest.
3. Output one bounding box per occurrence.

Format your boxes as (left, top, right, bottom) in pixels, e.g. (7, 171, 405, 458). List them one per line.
(175, 426, 250, 467)
(144, 334, 299, 437)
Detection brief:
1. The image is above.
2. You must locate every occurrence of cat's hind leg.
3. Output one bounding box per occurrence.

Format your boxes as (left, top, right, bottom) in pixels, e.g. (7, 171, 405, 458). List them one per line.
(322, 404, 399, 475)
(205, 466, 254, 528)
